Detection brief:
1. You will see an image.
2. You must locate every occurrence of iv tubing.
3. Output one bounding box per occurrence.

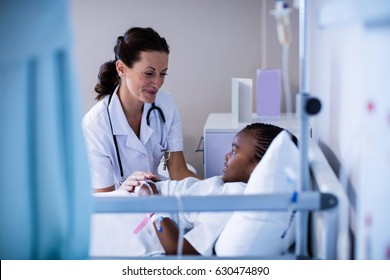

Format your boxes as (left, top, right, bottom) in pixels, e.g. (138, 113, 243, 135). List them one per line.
(176, 193, 184, 257)
(283, 44, 292, 114)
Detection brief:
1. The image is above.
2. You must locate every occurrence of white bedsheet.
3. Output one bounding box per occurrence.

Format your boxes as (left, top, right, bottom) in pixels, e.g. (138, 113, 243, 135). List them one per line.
(90, 190, 165, 258)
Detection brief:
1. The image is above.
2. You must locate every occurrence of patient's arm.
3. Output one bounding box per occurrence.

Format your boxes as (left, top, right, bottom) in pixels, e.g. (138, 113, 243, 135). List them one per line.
(137, 181, 200, 255)
(153, 218, 199, 255)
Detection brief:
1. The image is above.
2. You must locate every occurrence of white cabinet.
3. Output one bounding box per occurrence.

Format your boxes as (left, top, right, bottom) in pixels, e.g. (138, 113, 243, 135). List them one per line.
(203, 113, 308, 178)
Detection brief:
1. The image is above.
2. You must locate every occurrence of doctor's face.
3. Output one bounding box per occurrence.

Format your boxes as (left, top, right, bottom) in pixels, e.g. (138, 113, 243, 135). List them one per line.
(122, 51, 169, 104)
(222, 130, 258, 183)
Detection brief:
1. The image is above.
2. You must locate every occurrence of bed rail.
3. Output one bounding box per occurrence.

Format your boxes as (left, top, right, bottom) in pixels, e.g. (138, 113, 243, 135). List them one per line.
(93, 192, 337, 214)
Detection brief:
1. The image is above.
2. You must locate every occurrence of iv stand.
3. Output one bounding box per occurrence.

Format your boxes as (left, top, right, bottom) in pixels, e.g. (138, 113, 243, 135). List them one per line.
(295, 0, 322, 258)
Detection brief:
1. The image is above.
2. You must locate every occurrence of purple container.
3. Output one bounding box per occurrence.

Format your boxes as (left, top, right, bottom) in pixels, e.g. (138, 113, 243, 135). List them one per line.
(256, 69, 281, 116)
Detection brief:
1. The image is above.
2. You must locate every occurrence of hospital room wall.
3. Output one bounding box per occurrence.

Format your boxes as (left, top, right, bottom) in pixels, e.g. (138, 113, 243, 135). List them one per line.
(308, 0, 390, 259)
(70, 0, 299, 177)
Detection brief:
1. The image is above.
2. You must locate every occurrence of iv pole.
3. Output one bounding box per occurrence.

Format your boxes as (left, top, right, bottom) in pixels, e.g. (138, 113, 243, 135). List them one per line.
(295, 0, 321, 258)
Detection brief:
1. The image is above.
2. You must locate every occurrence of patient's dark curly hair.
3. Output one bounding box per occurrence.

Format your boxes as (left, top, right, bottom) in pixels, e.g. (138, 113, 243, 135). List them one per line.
(242, 122, 298, 163)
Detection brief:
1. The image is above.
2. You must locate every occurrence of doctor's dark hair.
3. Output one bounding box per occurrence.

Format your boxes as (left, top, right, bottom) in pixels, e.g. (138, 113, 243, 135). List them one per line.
(94, 27, 170, 101)
(243, 122, 298, 163)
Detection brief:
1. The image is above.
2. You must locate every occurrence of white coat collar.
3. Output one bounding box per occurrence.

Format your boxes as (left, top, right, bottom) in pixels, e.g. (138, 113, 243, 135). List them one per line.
(140, 103, 153, 145)
(108, 88, 154, 146)
(108, 88, 129, 136)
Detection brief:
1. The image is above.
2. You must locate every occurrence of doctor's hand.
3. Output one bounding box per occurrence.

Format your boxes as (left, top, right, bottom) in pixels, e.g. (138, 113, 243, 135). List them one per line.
(120, 171, 159, 192)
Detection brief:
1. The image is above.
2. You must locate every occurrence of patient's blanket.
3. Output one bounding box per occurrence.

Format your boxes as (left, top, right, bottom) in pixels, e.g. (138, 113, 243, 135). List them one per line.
(90, 211, 164, 257)
(90, 176, 245, 258)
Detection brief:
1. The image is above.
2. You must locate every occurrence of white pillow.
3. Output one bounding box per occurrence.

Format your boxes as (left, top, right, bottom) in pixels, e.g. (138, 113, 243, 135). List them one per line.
(215, 130, 299, 257)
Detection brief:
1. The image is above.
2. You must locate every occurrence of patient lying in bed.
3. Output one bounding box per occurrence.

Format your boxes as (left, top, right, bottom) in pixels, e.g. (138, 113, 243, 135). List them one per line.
(90, 123, 298, 257)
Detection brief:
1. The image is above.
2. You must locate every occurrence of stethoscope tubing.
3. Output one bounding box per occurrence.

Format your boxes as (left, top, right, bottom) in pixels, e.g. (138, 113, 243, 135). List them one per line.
(107, 93, 125, 182)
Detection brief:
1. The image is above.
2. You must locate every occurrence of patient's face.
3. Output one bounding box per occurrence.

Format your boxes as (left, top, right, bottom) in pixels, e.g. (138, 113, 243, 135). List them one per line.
(222, 130, 258, 183)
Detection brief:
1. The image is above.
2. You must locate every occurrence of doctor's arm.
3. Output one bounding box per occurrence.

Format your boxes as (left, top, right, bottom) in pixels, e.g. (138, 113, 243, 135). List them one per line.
(166, 151, 201, 180)
(94, 185, 115, 192)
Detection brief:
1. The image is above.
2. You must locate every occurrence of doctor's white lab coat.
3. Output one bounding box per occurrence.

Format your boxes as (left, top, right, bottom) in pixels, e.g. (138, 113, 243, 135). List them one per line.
(82, 87, 183, 190)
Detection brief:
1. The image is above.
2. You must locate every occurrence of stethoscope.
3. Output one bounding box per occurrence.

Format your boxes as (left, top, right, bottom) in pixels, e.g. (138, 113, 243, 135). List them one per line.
(107, 93, 169, 185)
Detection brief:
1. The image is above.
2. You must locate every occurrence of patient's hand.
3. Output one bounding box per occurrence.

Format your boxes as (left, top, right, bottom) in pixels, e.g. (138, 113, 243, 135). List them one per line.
(120, 171, 159, 192)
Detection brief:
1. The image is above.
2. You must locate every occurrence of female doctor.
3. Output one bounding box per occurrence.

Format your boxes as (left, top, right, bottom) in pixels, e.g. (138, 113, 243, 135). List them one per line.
(82, 27, 199, 192)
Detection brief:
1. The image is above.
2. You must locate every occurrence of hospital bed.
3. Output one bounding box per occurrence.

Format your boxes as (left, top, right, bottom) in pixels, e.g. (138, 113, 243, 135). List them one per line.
(90, 132, 349, 260)
(90, 2, 350, 256)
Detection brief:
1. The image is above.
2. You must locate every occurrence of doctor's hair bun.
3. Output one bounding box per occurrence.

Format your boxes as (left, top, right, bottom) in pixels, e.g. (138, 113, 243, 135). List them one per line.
(114, 36, 125, 60)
